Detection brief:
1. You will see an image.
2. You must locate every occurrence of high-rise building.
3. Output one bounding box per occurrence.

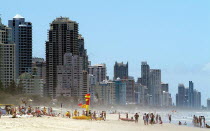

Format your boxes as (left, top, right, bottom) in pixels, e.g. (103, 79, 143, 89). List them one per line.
(32, 58, 46, 82)
(193, 90, 201, 109)
(0, 17, 16, 88)
(81, 71, 89, 99)
(56, 53, 83, 97)
(114, 78, 126, 105)
(93, 80, 115, 105)
(8, 14, 32, 78)
(141, 62, 150, 93)
(188, 81, 194, 108)
(176, 84, 185, 108)
(17, 72, 44, 97)
(121, 79, 135, 103)
(162, 91, 172, 107)
(176, 82, 201, 109)
(207, 99, 210, 110)
(161, 83, 169, 92)
(78, 34, 88, 71)
(134, 83, 147, 105)
(88, 64, 106, 83)
(149, 69, 161, 106)
(88, 74, 97, 103)
(45, 17, 80, 97)
(114, 62, 128, 80)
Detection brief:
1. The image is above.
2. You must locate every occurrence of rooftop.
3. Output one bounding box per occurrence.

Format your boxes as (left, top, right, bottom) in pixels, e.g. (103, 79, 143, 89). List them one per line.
(13, 14, 24, 19)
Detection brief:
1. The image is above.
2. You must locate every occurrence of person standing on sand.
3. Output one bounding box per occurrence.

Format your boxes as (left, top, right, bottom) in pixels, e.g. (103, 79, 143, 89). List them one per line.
(169, 114, 172, 123)
(104, 112, 106, 121)
(119, 113, 121, 120)
(134, 113, 139, 123)
(156, 114, 159, 124)
(199, 116, 202, 128)
(0, 108, 2, 119)
(126, 113, 128, 119)
(146, 114, 149, 125)
(93, 111, 96, 120)
(159, 116, 162, 124)
(151, 113, 154, 125)
(143, 113, 146, 125)
(203, 116, 206, 127)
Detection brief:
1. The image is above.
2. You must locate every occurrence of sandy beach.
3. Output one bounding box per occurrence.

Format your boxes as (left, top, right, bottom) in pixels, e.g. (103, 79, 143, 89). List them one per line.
(0, 114, 208, 131)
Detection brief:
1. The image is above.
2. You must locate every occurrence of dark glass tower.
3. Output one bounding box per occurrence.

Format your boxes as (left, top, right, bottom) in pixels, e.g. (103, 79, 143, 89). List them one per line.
(45, 17, 79, 97)
(114, 62, 128, 80)
(141, 62, 150, 93)
(8, 14, 32, 78)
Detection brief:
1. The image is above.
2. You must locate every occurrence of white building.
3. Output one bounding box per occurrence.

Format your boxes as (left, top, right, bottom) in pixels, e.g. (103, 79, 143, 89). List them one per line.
(162, 91, 170, 107)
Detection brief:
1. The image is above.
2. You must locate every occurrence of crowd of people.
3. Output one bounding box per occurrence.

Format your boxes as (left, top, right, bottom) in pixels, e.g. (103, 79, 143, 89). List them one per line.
(193, 115, 206, 128)
(1, 105, 210, 129)
(142, 113, 163, 125)
(0, 105, 54, 118)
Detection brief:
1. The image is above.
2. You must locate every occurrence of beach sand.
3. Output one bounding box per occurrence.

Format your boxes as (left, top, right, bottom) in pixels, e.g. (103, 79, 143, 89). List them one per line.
(0, 114, 207, 131)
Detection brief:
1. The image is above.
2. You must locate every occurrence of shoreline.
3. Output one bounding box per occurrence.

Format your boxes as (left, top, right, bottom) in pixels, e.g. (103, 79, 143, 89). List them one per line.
(0, 114, 208, 131)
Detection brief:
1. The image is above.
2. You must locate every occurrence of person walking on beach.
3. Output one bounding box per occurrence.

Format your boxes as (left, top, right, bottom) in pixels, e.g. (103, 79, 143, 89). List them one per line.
(0, 108, 2, 119)
(203, 116, 206, 127)
(146, 114, 149, 125)
(199, 116, 202, 128)
(143, 113, 146, 125)
(168, 114, 172, 123)
(134, 113, 139, 123)
(119, 113, 121, 120)
(156, 114, 159, 124)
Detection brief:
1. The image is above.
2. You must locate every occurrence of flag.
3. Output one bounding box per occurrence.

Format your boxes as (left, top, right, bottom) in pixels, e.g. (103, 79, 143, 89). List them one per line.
(78, 103, 82, 107)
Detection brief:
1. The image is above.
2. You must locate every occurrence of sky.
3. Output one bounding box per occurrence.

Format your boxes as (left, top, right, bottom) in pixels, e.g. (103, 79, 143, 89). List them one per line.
(1, 0, 210, 105)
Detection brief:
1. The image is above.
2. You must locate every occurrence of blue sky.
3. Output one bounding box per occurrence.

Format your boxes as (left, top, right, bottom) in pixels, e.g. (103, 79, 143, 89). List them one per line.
(1, 0, 210, 105)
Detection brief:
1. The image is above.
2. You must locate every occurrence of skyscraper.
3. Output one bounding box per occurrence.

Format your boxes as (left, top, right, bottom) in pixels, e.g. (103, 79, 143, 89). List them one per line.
(78, 34, 89, 71)
(114, 78, 126, 105)
(207, 99, 210, 110)
(141, 62, 150, 93)
(8, 14, 32, 78)
(177, 84, 185, 108)
(149, 69, 161, 106)
(0, 17, 15, 88)
(188, 81, 194, 108)
(121, 79, 135, 103)
(46, 17, 80, 97)
(114, 62, 128, 80)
